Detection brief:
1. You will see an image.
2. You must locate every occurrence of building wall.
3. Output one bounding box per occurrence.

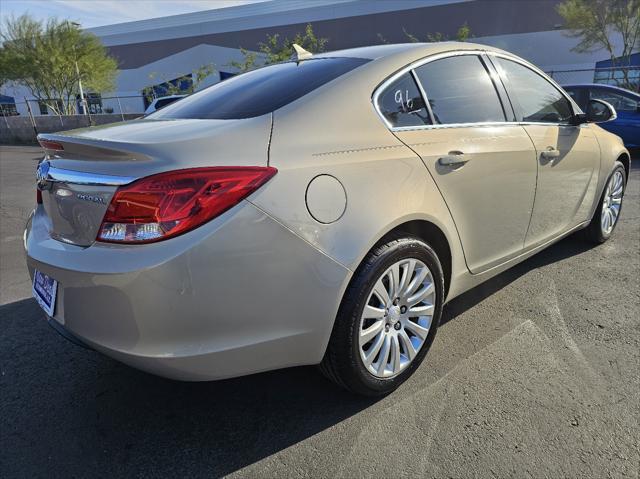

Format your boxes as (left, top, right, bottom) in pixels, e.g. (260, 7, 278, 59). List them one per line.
(1, 0, 627, 115)
(102, 0, 564, 69)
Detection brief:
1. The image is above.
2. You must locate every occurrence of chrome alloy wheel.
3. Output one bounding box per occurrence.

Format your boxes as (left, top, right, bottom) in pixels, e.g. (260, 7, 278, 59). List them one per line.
(601, 170, 624, 235)
(358, 258, 436, 378)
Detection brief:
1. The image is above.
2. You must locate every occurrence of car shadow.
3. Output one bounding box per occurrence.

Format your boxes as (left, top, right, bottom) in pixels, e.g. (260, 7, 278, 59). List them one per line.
(0, 231, 616, 477)
(441, 233, 593, 326)
(443, 155, 639, 326)
(0, 297, 378, 477)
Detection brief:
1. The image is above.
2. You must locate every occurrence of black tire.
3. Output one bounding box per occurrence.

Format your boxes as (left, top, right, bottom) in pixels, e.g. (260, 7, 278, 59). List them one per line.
(583, 161, 626, 244)
(319, 236, 444, 396)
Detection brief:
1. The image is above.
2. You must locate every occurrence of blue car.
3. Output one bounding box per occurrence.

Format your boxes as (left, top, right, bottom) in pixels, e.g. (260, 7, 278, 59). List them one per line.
(563, 84, 640, 149)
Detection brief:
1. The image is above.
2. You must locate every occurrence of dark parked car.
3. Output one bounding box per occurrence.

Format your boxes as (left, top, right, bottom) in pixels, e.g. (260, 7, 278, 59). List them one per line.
(563, 84, 640, 149)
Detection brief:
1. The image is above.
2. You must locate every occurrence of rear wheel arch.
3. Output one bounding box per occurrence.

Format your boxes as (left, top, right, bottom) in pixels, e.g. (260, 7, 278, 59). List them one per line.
(367, 220, 452, 299)
(321, 230, 446, 395)
(618, 153, 630, 182)
(320, 219, 452, 370)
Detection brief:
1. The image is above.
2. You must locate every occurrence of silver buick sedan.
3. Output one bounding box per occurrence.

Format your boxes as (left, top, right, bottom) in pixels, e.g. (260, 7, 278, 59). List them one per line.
(26, 42, 629, 396)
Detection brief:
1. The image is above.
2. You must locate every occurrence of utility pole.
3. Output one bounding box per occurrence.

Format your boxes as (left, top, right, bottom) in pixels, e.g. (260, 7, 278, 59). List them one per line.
(75, 58, 86, 115)
(70, 21, 87, 116)
(24, 98, 38, 136)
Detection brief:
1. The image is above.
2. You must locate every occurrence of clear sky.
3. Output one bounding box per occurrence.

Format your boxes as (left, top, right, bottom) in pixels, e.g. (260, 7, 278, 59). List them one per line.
(0, 0, 268, 29)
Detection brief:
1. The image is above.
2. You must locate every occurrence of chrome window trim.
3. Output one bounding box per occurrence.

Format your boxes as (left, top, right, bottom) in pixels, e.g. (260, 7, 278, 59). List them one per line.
(391, 120, 585, 133)
(410, 53, 510, 125)
(409, 69, 435, 125)
(372, 49, 488, 131)
(45, 166, 137, 186)
(372, 49, 584, 133)
(480, 52, 516, 122)
(393, 121, 519, 132)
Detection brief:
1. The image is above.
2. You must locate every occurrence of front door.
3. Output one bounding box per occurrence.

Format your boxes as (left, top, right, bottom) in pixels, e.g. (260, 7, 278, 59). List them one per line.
(522, 124, 600, 246)
(491, 56, 600, 247)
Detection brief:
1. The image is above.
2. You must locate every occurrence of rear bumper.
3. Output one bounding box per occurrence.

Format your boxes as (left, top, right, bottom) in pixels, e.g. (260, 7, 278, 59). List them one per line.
(47, 317, 93, 350)
(25, 201, 351, 381)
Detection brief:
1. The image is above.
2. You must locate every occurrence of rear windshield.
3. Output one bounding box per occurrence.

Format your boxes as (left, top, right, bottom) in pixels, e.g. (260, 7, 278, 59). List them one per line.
(149, 57, 371, 120)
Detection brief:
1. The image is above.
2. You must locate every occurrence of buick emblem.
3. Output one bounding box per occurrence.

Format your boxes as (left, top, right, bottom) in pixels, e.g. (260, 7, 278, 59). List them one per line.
(36, 160, 51, 191)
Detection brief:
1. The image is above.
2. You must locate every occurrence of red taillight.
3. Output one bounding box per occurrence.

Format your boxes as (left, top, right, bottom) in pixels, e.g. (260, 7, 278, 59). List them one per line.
(97, 167, 277, 244)
(38, 140, 64, 151)
(36, 189, 43, 204)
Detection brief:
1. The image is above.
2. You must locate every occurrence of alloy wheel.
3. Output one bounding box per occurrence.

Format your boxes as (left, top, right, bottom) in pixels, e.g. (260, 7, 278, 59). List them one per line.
(601, 170, 624, 235)
(358, 258, 436, 378)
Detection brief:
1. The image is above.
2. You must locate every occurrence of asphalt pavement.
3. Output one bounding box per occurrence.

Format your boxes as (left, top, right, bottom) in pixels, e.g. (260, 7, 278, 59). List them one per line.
(1, 145, 638, 478)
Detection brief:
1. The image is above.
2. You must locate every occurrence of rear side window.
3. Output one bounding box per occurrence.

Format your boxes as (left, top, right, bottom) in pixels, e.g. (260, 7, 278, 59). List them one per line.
(377, 73, 431, 128)
(495, 57, 573, 123)
(414, 55, 506, 124)
(149, 57, 370, 120)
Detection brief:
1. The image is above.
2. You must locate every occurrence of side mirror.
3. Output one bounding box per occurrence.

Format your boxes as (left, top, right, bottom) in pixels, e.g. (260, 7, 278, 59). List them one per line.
(586, 99, 617, 123)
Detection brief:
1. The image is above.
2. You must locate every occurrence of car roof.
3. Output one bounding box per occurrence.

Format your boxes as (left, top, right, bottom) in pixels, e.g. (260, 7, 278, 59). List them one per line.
(315, 41, 512, 61)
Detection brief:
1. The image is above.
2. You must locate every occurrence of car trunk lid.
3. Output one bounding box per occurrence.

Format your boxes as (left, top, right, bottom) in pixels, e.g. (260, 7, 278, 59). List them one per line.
(37, 116, 272, 246)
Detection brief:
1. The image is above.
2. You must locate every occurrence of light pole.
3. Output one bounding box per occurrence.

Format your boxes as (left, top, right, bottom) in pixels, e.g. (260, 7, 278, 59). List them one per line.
(70, 22, 87, 116)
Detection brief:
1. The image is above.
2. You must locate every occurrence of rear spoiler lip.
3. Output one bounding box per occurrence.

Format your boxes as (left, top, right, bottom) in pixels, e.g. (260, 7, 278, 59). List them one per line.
(36, 132, 146, 155)
(36, 132, 159, 170)
(43, 165, 137, 187)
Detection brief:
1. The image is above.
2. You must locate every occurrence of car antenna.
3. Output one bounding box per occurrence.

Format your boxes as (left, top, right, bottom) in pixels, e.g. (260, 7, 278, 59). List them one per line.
(291, 43, 313, 62)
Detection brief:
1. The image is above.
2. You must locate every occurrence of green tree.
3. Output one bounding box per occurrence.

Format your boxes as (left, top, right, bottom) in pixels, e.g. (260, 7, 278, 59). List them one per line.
(403, 22, 472, 43)
(229, 24, 328, 72)
(456, 22, 472, 42)
(0, 14, 118, 115)
(260, 23, 328, 64)
(0, 48, 9, 90)
(558, 0, 640, 91)
(145, 63, 216, 103)
(228, 47, 258, 73)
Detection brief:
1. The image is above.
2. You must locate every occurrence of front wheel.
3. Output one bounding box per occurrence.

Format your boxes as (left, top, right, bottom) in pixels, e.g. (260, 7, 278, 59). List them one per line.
(320, 236, 444, 396)
(584, 162, 626, 243)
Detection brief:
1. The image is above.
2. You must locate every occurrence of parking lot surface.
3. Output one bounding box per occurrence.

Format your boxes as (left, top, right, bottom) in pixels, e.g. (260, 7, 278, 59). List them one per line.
(1, 145, 638, 478)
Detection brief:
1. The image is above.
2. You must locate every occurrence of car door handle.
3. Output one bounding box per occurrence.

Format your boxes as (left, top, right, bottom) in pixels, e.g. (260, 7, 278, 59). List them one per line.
(438, 151, 469, 167)
(540, 147, 560, 160)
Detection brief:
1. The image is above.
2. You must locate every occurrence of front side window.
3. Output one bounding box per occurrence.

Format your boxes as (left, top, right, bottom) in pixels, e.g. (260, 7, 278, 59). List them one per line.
(377, 73, 431, 128)
(495, 57, 573, 123)
(589, 88, 639, 111)
(149, 57, 370, 120)
(413, 55, 506, 125)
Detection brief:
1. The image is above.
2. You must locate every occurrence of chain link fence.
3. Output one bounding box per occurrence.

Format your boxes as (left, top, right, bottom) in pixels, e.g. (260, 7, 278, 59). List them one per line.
(0, 94, 149, 119)
(2, 66, 638, 121)
(0, 94, 150, 143)
(545, 66, 639, 92)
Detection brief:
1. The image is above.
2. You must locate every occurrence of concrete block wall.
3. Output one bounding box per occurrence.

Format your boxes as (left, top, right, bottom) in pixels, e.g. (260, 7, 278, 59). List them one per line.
(0, 114, 141, 144)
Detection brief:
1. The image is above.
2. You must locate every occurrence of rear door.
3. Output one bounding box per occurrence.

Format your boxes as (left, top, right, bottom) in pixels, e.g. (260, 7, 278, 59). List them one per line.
(491, 56, 600, 248)
(382, 53, 538, 273)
